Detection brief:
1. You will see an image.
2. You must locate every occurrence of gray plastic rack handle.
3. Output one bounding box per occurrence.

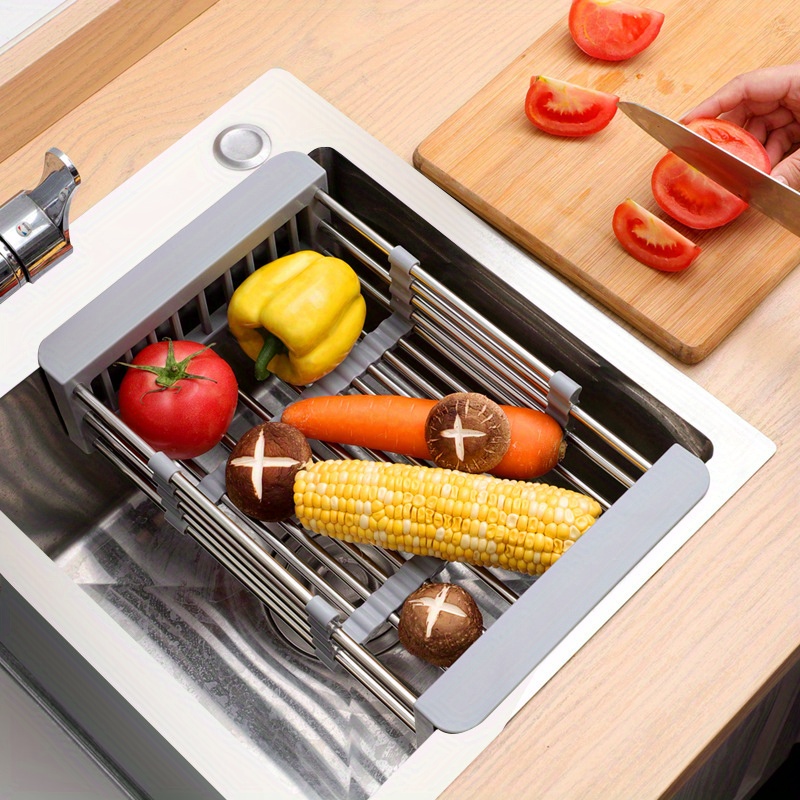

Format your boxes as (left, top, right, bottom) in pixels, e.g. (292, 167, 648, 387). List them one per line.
(414, 443, 709, 742)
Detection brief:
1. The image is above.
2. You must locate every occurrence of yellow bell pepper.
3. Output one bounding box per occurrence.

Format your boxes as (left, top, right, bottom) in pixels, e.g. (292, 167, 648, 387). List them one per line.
(227, 250, 366, 385)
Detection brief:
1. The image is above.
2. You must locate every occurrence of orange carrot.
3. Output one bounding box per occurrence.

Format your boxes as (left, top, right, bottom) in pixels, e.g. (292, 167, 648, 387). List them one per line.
(283, 395, 433, 459)
(280, 394, 565, 480)
(501, 404, 566, 479)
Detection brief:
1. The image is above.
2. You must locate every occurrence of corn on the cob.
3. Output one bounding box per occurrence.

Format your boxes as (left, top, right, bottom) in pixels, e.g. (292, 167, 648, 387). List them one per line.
(294, 459, 602, 576)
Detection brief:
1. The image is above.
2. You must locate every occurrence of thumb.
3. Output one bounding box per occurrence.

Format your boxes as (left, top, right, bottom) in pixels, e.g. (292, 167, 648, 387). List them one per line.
(771, 152, 800, 190)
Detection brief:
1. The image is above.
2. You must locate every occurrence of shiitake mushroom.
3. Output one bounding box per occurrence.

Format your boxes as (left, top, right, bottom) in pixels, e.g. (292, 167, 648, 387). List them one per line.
(398, 582, 483, 667)
(225, 422, 311, 521)
(424, 392, 511, 473)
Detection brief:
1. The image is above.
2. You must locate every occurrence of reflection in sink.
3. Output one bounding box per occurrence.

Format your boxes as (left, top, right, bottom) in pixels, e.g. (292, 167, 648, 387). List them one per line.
(0, 372, 520, 798)
(0, 373, 418, 799)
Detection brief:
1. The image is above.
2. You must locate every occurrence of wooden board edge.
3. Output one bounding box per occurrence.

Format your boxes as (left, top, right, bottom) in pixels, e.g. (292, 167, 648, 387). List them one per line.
(0, 0, 220, 164)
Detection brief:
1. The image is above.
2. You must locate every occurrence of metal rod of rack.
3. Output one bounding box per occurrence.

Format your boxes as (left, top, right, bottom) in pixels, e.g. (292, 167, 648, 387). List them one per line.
(184, 514, 315, 647)
(315, 189, 394, 254)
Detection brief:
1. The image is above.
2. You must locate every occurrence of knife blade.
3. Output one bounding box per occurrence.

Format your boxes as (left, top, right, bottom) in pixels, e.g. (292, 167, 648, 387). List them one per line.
(617, 100, 800, 237)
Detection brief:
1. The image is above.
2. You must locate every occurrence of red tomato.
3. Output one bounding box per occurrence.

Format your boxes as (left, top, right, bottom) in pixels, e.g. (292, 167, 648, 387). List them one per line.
(651, 118, 771, 230)
(612, 199, 701, 272)
(525, 76, 619, 137)
(118, 340, 238, 459)
(568, 0, 665, 61)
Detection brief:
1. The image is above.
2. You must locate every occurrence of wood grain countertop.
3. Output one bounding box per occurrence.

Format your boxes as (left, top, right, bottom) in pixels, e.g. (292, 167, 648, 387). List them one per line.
(2, 2, 798, 797)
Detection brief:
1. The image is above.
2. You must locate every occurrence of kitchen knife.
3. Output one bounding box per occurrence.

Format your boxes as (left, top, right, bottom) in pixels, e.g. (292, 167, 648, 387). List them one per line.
(618, 100, 800, 237)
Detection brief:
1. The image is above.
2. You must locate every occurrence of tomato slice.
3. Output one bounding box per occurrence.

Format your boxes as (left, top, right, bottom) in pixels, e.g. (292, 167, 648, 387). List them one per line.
(569, 0, 665, 61)
(652, 118, 771, 229)
(524, 76, 619, 137)
(613, 199, 701, 272)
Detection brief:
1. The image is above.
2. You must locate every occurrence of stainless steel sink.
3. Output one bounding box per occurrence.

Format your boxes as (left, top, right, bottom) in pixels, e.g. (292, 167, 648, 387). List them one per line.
(0, 69, 775, 800)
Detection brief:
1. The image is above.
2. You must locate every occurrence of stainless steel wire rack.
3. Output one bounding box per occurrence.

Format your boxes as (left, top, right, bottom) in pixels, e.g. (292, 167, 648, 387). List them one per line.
(38, 149, 711, 742)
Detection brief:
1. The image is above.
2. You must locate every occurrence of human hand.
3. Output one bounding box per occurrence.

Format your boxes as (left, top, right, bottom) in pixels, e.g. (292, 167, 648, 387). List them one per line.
(682, 63, 800, 189)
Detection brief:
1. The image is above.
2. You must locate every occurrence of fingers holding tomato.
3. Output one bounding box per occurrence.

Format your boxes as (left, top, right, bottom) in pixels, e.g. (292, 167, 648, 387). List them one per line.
(118, 340, 239, 460)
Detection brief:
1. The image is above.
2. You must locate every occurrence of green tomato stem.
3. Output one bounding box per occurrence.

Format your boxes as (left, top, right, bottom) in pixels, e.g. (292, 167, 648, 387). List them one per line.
(117, 339, 217, 394)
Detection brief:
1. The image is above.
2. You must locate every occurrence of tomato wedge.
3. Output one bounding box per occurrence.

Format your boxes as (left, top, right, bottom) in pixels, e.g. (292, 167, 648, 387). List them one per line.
(525, 76, 619, 137)
(651, 118, 771, 229)
(569, 0, 665, 61)
(613, 199, 701, 272)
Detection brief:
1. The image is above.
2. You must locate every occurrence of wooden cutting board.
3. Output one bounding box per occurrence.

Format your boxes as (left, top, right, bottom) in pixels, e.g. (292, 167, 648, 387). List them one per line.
(414, 1, 800, 363)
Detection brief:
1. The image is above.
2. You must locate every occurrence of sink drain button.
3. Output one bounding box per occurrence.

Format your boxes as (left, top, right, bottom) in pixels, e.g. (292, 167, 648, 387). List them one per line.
(213, 124, 271, 170)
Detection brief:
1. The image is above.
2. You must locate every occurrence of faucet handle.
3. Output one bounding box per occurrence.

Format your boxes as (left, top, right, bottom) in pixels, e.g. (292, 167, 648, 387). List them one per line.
(0, 148, 81, 301)
(30, 148, 81, 240)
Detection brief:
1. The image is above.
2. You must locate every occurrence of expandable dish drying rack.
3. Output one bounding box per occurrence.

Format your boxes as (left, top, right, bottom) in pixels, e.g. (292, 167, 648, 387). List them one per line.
(38, 150, 709, 742)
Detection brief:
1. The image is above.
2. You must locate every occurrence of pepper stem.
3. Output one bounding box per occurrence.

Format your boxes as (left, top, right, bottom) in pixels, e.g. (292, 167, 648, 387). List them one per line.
(254, 331, 286, 381)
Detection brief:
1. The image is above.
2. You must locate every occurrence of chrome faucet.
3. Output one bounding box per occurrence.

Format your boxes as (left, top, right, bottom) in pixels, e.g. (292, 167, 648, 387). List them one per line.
(0, 148, 80, 302)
